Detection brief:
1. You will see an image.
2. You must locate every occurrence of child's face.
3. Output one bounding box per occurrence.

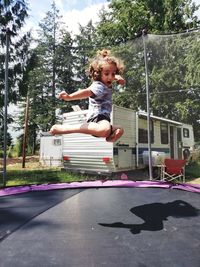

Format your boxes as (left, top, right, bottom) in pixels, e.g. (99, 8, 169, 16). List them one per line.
(100, 62, 117, 88)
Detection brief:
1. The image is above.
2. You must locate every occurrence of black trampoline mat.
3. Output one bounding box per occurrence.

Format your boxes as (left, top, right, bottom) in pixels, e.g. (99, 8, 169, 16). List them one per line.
(0, 187, 199, 267)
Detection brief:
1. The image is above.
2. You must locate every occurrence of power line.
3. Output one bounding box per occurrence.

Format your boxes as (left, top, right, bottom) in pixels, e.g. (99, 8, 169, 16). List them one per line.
(140, 87, 200, 95)
(152, 88, 200, 94)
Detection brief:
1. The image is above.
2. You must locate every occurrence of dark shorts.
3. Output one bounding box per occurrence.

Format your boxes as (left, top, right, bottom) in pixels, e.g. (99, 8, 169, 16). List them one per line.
(87, 114, 111, 138)
(87, 114, 111, 123)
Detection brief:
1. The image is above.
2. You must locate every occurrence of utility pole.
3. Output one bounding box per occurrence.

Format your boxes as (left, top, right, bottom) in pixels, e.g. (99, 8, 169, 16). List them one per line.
(142, 29, 153, 180)
(22, 94, 29, 168)
(2, 28, 12, 187)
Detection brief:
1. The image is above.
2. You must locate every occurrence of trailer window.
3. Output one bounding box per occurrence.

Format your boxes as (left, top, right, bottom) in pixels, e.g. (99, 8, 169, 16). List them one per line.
(177, 128, 181, 142)
(139, 129, 148, 143)
(53, 139, 62, 146)
(160, 122, 168, 144)
(183, 128, 190, 138)
(139, 120, 154, 143)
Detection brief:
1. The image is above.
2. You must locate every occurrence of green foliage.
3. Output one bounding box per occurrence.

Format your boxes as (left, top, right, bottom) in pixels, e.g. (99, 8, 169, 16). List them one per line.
(3, 169, 90, 187)
(0, 123, 13, 150)
(72, 21, 104, 110)
(24, 3, 76, 130)
(96, 0, 148, 44)
(0, 0, 28, 34)
(144, 32, 200, 140)
(55, 30, 77, 113)
(186, 160, 200, 179)
(0, 0, 30, 105)
(0, 0, 31, 151)
(96, 0, 200, 45)
(95, 1, 200, 142)
(2, 0, 200, 153)
(1, 162, 199, 187)
(107, 29, 200, 141)
(111, 39, 146, 109)
(13, 136, 23, 157)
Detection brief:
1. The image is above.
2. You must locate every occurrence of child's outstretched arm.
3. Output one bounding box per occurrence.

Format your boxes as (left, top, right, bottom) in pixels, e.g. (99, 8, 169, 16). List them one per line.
(58, 88, 93, 101)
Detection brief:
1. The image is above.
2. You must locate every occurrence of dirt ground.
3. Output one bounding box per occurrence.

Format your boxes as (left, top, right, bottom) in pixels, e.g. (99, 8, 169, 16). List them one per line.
(0, 156, 39, 166)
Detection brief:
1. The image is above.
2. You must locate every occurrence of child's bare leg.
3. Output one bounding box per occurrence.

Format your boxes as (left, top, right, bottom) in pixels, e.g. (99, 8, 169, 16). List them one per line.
(106, 125, 124, 142)
(50, 120, 111, 138)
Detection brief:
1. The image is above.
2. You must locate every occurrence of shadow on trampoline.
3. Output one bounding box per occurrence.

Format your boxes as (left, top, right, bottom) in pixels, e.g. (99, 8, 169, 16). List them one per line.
(99, 200, 199, 234)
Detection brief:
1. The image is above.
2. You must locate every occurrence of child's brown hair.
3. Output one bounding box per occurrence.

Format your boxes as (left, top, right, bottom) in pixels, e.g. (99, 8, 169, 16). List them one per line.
(88, 49, 124, 81)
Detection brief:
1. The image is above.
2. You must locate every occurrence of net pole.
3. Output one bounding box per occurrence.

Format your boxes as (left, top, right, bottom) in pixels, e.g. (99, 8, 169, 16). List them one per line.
(22, 94, 29, 168)
(3, 28, 10, 187)
(142, 31, 153, 180)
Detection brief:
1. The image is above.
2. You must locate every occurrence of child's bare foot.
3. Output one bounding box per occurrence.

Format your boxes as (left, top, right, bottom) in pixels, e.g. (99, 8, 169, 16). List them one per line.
(106, 128, 124, 142)
(49, 125, 64, 135)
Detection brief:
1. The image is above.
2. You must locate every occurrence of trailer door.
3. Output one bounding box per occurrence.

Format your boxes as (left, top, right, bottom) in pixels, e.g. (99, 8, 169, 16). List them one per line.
(177, 128, 182, 159)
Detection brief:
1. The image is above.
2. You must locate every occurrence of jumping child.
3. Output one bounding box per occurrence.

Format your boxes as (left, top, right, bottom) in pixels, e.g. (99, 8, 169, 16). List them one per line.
(50, 49, 125, 142)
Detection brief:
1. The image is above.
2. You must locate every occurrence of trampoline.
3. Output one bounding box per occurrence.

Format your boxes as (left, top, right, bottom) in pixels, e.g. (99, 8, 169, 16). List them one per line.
(0, 180, 200, 267)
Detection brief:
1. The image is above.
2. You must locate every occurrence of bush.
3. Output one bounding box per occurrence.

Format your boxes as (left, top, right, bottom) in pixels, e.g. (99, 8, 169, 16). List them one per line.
(190, 149, 200, 163)
(186, 160, 200, 179)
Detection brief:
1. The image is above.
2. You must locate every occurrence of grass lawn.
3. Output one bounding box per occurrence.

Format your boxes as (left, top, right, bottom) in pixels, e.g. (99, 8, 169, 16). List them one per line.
(0, 156, 200, 188)
(185, 161, 200, 184)
(0, 160, 90, 187)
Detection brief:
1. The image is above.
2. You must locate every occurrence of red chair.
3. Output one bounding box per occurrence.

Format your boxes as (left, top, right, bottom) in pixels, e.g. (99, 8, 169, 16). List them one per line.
(162, 159, 186, 183)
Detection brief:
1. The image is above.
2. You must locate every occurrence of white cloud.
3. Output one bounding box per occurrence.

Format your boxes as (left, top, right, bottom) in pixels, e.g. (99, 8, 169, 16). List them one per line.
(61, 3, 108, 35)
(54, 0, 65, 10)
(22, 2, 108, 39)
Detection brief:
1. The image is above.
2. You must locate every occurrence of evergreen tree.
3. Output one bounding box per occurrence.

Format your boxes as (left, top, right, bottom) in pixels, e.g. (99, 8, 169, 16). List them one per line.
(0, 0, 29, 149)
(72, 21, 101, 110)
(55, 29, 76, 113)
(35, 2, 58, 126)
(17, 2, 75, 138)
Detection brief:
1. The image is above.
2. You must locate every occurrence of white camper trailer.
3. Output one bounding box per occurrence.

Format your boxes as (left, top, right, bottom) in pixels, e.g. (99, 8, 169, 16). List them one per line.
(61, 105, 194, 174)
(62, 105, 136, 174)
(137, 112, 194, 165)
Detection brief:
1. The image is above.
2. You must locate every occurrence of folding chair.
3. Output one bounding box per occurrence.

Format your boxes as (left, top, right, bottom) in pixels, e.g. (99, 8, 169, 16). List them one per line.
(162, 159, 186, 183)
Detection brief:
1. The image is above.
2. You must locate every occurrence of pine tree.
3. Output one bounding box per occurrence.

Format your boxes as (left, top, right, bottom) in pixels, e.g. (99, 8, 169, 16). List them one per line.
(0, 0, 29, 149)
